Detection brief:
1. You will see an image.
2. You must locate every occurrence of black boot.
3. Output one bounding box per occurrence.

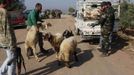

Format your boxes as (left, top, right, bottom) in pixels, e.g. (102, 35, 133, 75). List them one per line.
(40, 48, 48, 54)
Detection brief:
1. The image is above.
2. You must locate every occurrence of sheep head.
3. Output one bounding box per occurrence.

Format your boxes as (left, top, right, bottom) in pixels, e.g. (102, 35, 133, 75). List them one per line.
(62, 29, 74, 38)
(43, 32, 52, 41)
(42, 22, 52, 29)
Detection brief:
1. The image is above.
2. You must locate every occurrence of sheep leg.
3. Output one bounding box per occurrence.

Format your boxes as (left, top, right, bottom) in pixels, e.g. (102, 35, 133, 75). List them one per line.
(74, 51, 78, 62)
(56, 52, 61, 66)
(27, 48, 30, 59)
(28, 47, 34, 56)
(64, 54, 71, 68)
(25, 44, 30, 59)
(31, 46, 40, 62)
(65, 61, 71, 68)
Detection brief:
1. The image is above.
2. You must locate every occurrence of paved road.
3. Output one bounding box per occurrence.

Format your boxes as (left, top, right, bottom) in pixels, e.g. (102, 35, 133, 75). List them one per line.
(0, 15, 134, 75)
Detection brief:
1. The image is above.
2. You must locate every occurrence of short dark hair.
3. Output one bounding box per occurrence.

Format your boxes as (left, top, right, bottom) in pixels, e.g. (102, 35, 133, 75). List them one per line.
(0, 0, 7, 5)
(35, 3, 42, 7)
(101, 1, 107, 7)
(107, 1, 112, 6)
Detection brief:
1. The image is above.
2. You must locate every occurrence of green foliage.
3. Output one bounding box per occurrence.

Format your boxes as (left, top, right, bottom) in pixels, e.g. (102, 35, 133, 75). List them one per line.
(120, 1, 134, 29)
(68, 7, 75, 15)
(6, 0, 24, 11)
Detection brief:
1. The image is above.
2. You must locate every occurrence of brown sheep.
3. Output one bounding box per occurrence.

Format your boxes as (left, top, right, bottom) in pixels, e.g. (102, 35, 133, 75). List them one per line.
(43, 33, 64, 56)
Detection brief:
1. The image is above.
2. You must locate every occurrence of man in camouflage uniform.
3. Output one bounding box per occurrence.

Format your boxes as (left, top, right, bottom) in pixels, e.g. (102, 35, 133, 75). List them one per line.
(106, 1, 115, 50)
(96, 1, 115, 56)
(0, 1, 17, 75)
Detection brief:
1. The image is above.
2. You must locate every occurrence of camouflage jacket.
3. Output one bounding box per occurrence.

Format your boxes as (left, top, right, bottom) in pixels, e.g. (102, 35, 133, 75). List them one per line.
(99, 6, 115, 35)
(0, 8, 16, 48)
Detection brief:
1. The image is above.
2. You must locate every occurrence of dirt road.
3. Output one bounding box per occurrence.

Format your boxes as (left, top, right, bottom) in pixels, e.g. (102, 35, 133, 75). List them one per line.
(0, 15, 134, 75)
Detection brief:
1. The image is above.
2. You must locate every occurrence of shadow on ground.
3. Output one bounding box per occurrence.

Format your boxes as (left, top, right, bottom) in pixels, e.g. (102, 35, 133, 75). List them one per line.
(123, 29, 134, 36)
(22, 49, 93, 75)
(78, 34, 129, 56)
(80, 39, 100, 45)
(72, 50, 93, 67)
(23, 60, 64, 75)
(38, 48, 55, 62)
(109, 35, 129, 55)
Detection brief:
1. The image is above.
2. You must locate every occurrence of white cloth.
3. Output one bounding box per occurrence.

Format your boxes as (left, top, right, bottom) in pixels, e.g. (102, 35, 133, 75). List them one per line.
(0, 49, 16, 75)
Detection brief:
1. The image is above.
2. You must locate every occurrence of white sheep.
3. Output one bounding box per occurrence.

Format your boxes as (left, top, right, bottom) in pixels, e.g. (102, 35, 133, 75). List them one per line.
(25, 26, 39, 61)
(25, 22, 51, 62)
(57, 36, 78, 68)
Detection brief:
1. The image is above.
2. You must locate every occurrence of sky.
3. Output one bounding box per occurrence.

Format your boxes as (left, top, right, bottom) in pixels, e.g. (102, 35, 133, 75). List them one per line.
(24, 0, 76, 12)
(24, 0, 134, 12)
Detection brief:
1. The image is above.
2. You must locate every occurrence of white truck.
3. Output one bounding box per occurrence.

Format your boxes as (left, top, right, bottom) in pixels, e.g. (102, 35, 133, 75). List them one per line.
(75, 0, 120, 40)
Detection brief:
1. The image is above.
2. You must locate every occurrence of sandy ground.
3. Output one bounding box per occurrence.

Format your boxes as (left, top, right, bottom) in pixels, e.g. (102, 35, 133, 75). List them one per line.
(0, 15, 134, 75)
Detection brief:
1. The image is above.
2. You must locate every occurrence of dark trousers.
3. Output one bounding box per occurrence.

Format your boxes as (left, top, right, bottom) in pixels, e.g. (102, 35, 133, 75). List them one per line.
(38, 32, 44, 51)
(28, 31, 45, 56)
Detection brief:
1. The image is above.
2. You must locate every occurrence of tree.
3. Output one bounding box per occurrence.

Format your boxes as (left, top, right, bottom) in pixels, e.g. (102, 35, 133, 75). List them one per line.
(68, 7, 75, 15)
(6, 0, 26, 11)
(120, 1, 134, 30)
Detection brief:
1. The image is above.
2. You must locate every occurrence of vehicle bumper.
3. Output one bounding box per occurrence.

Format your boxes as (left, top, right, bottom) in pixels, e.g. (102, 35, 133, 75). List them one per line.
(81, 35, 100, 40)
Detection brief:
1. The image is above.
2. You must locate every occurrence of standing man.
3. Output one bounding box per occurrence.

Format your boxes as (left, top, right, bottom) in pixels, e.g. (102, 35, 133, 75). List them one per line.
(106, 1, 115, 50)
(95, 1, 115, 56)
(97, 1, 107, 51)
(26, 3, 47, 54)
(0, 1, 17, 75)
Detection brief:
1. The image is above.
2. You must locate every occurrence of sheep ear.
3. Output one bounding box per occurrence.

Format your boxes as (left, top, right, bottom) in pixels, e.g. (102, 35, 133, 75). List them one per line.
(63, 30, 68, 36)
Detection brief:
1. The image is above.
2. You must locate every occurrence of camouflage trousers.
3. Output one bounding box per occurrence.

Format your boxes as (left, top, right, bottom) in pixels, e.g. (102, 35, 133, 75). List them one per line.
(101, 34, 111, 53)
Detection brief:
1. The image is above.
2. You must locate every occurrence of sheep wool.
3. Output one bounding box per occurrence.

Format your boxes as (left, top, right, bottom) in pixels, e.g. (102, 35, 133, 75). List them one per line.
(58, 37, 77, 62)
(25, 26, 39, 61)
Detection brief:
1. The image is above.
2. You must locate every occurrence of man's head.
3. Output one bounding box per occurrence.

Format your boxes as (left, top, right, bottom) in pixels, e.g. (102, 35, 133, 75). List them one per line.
(107, 1, 112, 7)
(35, 3, 42, 13)
(0, 0, 7, 8)
(100, 1, 108, 12)
(106, 1, 112, 8)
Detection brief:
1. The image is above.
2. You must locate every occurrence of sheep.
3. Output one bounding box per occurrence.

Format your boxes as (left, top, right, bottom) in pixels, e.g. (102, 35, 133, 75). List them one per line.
(85, 8, 101, 19)
(62, 29, 74, 39)
(57, 36, 78, 68)
(43, 32, 64, 53)
(44, 29, 74, 52)
(25, 22, 51, 62)
(25, 26, 39, 61)
(90, 8, 101, 19)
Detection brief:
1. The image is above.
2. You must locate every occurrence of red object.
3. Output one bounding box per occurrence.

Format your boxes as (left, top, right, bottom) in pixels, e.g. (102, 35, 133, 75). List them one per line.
(8, 11, 25, 26)
(10, 18, 25, 25)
